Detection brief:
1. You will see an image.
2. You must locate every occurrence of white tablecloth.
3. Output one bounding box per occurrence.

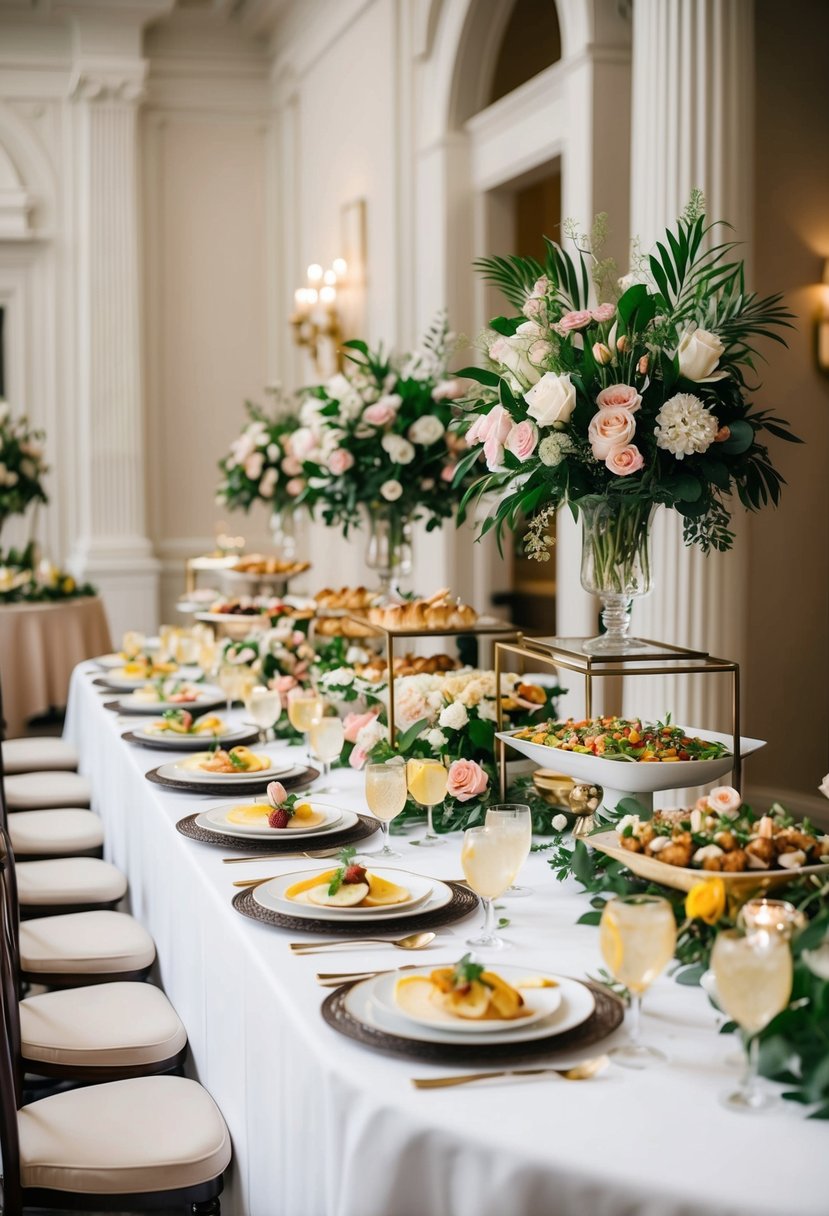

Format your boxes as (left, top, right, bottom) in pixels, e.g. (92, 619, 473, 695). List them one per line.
(65, 667, 828, 1216)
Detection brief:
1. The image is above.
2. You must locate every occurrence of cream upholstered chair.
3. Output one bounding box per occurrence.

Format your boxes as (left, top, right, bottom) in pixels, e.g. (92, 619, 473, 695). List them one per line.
(0, 850, 230, 1215)
(15, 856, 127, 920)
(7, 808, 104, 861)
(4, 771, 92, 811)
(2, 737, 79, 775)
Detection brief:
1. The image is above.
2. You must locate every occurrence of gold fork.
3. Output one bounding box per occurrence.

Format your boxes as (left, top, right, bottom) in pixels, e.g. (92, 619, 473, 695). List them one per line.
(412, 1056, 609, 1089)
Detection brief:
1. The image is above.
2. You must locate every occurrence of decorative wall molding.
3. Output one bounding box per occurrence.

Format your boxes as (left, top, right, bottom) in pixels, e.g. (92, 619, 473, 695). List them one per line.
(69, 60, 147, 103)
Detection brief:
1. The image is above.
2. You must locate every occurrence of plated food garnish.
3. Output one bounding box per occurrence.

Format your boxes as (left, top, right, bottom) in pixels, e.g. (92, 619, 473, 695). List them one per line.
(224, 781, 325, 831)
(395, 954, 551, 1022)
(133, 678, 204, 704)
(616, 787, 829, 873)
(189, 746, 271, 774)
(146, 709, 225, 736)
(284, 848, 412, 908)
(512, 715, 730, 763)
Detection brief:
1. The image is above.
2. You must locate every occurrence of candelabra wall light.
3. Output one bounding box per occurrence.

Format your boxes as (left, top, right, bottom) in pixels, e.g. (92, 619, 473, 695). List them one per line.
(291, 259, 348, 375)
(817, 259, 829, 376)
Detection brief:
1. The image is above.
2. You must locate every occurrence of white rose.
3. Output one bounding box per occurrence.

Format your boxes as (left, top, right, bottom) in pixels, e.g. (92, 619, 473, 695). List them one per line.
(380, 479, 403, 501)
(523, 373, 576, 428)
(408, 415, 445, 445)
(326, 373, 353, 401)
(488, 335, 542, 387)
(552, 813, 568, 832)
(477, 698, 497, 722)
(677, 327, 727, 382)
(381, 434, 415, 464)
(438, 701, 468, 731)
(356, 719, 385, 751)
(267, 443, 279, 461)
(290, 427, 317, 461)
(422, 728, 447, 749)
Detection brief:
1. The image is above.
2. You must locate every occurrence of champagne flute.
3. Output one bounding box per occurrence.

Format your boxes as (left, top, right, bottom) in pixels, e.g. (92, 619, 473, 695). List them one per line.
(174, 630, 201, 667)
(461, 824, 518, 949)
(485, 803, 532, 897)
(711, 929, 792, 1112)
(217, 663, 240, 714)
(406, 758, 448, 848)
(245, 685, 283, 744)
(309, 713, 345, 777)
(599, 894, 677, 1068)
(363, 761, 408, 858)
(122, 630, 146, 660)
(157, 625, 177, 663)
(287, 686, 324, 761)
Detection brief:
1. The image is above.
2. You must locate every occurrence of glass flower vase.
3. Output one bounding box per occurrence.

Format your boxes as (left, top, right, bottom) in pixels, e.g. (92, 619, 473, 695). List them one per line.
(579, 497, 655, 654)
(364, 505, 413, 602)
(269, 507, 297, 561)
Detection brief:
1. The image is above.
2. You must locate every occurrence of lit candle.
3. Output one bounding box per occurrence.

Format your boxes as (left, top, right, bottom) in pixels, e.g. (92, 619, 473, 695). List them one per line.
(319, 284, 336, 306)
(306, 263, 323, 285)
(332, 257, 348, 279)
(739, 898, 805, 940)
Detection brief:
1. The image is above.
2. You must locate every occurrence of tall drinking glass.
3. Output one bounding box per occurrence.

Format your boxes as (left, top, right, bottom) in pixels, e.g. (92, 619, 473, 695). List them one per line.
(406, 758, 448, 848)
(711, 929, 792, 1112)
(599, 894, 677, 1068)
(364, 761, 408, 858)
(287, 686, 324, 760)
(245, 685, 283, 744)
(460, 824, 518, 949)
(309, 713, 345, 777)
(485, 803, 532, 897)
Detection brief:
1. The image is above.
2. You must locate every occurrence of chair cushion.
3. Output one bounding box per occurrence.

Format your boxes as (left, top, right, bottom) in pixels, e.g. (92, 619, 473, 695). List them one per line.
(18, 1075, 231, 1193)
(8, 809, 104, 856)
(20, 982, 187, 1068)
(19, 910, 155, 976)
(5, 771, 92, 810)
(3, 737, 79, 775)
(16, 858, 127, 907)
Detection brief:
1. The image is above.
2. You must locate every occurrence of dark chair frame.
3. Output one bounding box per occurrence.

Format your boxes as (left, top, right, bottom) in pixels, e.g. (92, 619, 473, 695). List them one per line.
(0, 836, 223, 1215)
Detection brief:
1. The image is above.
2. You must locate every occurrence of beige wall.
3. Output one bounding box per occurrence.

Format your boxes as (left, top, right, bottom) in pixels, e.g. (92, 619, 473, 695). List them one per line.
(746, 0, 829, 801)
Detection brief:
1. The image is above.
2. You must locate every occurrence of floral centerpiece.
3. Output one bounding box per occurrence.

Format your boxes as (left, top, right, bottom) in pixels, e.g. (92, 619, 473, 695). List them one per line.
(0, 543, 94, 604)
(454, 194, 799, 651)
(298, 313, 468, 597)
(217, 390, 310, 557)
(0, 402, 48, 536)
(217, 618, 315, 741)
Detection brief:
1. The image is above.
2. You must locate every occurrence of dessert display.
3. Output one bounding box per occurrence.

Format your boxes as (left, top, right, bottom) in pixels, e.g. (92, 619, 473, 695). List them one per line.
(616, 792, 829, 874)
(146, 709, 226, 736)
(314, 586, 383, 613)
(185, 746, 272, 775)
(511, 715, 731, 763)
(284, 849, 413, 909)
(313, 616, 376, 639)
(208, 595, 299, 618)
(355, 653, 460, 682)
(366, 589, 478, 631)
(230, 555, 310, 577)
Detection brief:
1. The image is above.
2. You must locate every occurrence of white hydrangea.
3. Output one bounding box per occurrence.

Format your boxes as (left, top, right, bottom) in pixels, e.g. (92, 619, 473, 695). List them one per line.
(321, 666, 355, 687)
(538, 434, 575, 467)
(381, 434, 416, 464)
(408, 415, 445, 445)
(422, 727, 448, 749)
(438, 701, 469, 731)
(654, 393, 719, 460)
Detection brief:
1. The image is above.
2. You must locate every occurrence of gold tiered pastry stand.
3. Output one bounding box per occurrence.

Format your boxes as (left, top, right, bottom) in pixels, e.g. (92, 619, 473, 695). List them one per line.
(346, 615, 521, 741)
(493, 636, 741, 801)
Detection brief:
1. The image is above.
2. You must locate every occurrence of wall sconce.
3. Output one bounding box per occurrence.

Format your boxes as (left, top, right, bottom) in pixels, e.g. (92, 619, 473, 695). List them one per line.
(818, 259, 829, 375)
(291, 259, 349, 375)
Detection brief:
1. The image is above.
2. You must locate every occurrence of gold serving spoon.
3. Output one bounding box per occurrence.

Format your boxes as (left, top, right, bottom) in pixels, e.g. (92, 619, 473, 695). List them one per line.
(222, 847, 343, 864)
(289, 931, 436, 955)
(411, 1056, 610, 1089)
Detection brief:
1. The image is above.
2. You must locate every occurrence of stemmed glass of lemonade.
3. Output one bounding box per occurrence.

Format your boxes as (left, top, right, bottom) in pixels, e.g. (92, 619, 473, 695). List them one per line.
(405, 758, 449, 847)
(599, 894, 677, 1067)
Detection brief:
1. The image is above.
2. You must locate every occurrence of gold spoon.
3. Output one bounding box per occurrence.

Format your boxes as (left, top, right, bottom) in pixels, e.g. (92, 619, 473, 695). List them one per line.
(411, 1056, 610, 1089)
(222, 847, 343, 864)
(289, 931, 436, 955)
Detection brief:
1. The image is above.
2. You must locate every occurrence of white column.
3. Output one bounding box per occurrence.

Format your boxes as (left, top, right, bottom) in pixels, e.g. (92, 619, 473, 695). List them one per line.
(627, 0, 753, 737)
(67, 58, 160, 637)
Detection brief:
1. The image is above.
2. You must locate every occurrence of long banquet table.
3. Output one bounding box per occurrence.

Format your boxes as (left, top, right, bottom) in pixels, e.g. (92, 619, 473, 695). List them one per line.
(65, 666, 828, 1216)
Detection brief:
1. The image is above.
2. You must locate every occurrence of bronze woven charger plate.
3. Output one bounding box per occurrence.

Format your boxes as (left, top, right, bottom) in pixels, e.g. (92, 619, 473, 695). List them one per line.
(322, 978, 623, 1064)
(232, 879, 477, 933)
(147, 763, 319, 797)
(177, 810, 378, 854)
(122, 729, 260, 752)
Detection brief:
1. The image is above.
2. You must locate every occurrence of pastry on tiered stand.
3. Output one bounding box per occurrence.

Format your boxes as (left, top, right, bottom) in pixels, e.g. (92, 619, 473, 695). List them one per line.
(355, 653, 460, 682)
(314, 586, 383, 612)
(231, 554, 310, 577)
(367, 589, 478, 632)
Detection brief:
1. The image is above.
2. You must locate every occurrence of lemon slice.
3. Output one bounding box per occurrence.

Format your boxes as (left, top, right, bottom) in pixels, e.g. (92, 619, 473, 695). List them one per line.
(600, 912, 624, 975)
(225, 805, 270, 826)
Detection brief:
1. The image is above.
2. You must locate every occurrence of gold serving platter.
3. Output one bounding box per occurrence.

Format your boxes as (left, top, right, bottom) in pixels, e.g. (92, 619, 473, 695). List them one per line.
(589, 829, 829, 895)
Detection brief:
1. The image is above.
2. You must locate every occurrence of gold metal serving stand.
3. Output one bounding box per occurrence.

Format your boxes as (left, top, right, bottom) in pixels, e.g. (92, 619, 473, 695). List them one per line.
(346, 615, 521, 741)
(494, 635, 741, 801)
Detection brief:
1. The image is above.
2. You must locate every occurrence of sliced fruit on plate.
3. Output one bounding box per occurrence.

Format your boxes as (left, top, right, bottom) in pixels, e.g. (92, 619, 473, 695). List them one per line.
(284, 869, 339, 898)
(362, 873, 412, 907)
(306, 881, 370, 907)
(408, 954, 531, 1021)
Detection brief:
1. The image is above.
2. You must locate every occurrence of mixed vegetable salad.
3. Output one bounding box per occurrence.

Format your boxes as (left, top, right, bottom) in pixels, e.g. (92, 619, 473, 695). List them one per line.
(511, 715, 731, 763)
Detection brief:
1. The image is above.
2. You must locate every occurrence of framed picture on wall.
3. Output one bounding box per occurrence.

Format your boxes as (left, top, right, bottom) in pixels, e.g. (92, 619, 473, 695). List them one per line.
(339, 197, 367, 340)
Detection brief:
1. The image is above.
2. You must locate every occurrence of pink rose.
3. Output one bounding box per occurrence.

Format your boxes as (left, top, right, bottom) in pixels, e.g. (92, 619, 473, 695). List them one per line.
(285, 477, 304, 496)
(440, 463, 457, 483)
(557, 310, 593, 333)
(596, 384, 642, 413)
(591, 303, 616, 323)
(707, 785, 742, 817)
(531, 276, 550, 297)
(605, 444, 644, 476)
(281, 456, 302, 476)
(483, 431, 506, 471)
(363, 401, 397, 426)
(288, 427, 317, 460)
(349, 745, 369, 771)
(588, 408, 636, 460)
(466, 404, 512, 447)
(270, 673, 299, 706)
(446, 758, 489, 803)
(505, 420, 538, 462)
(432, 378, 467, 401)
(267, 781, 288, 807)
(244, 452, 264, 480)
(522, 296, 547, 323)
(328, 448, 355, 476)
(343, 709, 380, 744)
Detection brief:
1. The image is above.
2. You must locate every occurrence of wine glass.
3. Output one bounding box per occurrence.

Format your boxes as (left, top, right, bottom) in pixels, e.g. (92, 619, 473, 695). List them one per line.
(174, 630, 201, 667)
(308, 712, 345, 777)
(711, 929, 792, 1112)
(157, 625, 177, 662)
(599, 894, 677, 1068)
(217, 663, 240, 714)
(485, 803, 532, 897)
(245, 685, 282, 744)
(406, 758, 448, 847)
(363, 761, 408, 858)
(287, 687, 324, 760)
(122, 630, 146, 660)
(460, 824, 518, 950)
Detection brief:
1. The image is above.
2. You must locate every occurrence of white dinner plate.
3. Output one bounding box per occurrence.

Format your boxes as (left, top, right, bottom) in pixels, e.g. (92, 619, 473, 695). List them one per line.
(117, 684, 225, 714)
(102, 667, 200, 691)
(95, 652, 130, 670)
(346, 972, 595, 1047)
(158, 754, 297, 784)
(373, 965, 562, 1034)
(253, 868, 448, 922)
(201, 801, 346, 838)
(195, 806, 355, 842)
(132, 724, 256, 751)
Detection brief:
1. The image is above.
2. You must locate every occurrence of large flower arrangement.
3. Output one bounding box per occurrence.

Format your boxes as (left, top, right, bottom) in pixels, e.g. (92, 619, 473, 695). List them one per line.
(0, 544, 94, 604)
(0, 402, 48, 531)
(454, 195, 799, 564)
(297, 313, 468, 533)
(217, 393, 310, 515)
